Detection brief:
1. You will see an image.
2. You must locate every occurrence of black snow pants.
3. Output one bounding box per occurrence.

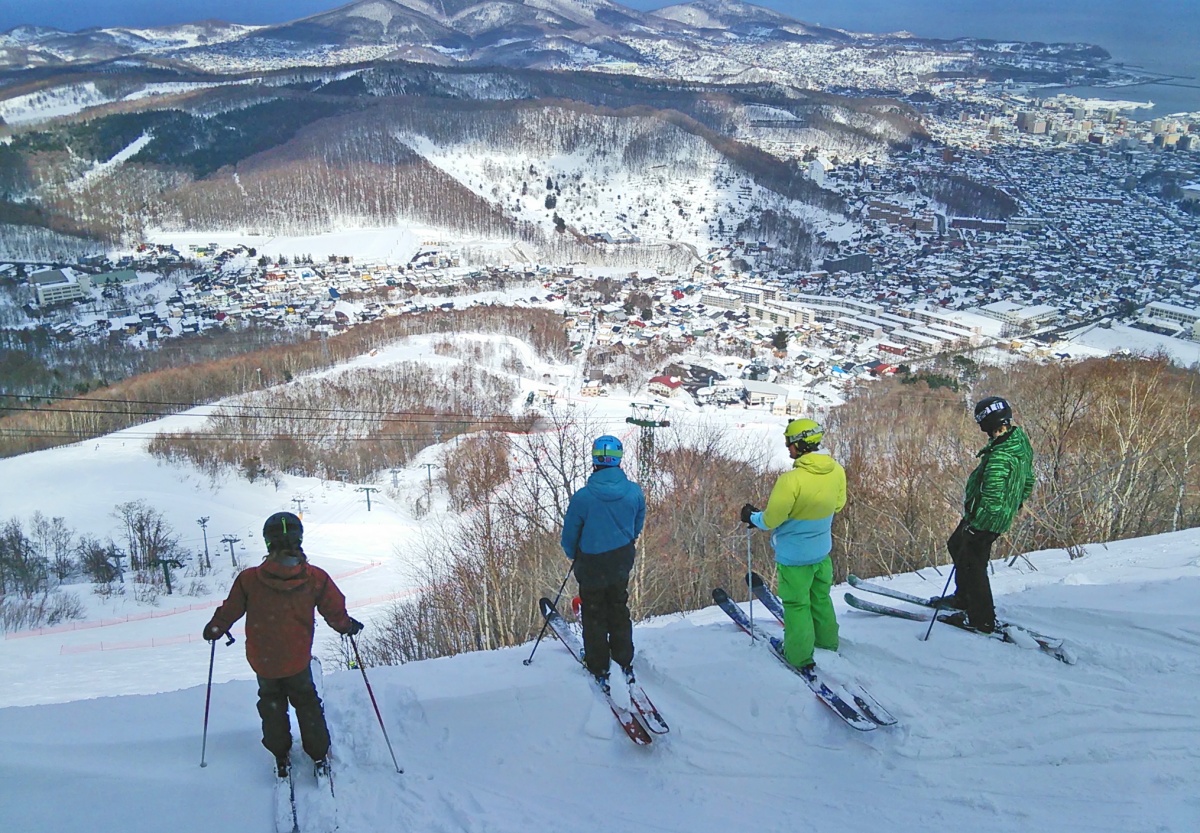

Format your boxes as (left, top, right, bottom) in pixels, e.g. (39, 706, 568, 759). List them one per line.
(574, 541, 636, 678)
(256, 664, 330, 762)
(946, 518, 1000, 633)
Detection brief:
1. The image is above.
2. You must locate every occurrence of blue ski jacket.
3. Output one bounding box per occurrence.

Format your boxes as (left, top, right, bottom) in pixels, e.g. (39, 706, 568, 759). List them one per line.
(560, 466, 646, 559)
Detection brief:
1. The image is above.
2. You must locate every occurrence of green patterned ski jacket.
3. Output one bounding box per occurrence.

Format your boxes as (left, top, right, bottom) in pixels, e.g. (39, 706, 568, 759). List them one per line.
(963, 425, 1035, 535)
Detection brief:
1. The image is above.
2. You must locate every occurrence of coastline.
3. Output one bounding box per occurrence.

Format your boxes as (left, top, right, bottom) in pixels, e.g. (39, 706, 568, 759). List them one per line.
(1040, 77, 1200, 119)
(1033, 61, 1199, 119)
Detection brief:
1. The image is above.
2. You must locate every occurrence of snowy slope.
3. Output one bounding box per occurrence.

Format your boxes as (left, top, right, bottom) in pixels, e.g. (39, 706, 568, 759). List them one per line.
(1, 327, 1199, 832)
(2, 533, 1199, 832)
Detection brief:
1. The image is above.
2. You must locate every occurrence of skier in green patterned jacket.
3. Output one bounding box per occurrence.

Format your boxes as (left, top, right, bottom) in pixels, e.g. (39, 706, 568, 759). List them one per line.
(932, 396, 1035, 633)
(740, 418, 846, 673)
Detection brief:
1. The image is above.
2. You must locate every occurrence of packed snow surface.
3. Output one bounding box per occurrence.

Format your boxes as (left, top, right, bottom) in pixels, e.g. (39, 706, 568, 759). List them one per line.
(3, 531, 1198, 831)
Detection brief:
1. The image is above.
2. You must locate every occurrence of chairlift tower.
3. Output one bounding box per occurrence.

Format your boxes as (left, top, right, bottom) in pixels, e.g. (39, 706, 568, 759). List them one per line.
(625, 402, 670, 485)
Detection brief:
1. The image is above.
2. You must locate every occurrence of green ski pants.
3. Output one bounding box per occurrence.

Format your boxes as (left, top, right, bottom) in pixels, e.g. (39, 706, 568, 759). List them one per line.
(777, 557, 839, 668)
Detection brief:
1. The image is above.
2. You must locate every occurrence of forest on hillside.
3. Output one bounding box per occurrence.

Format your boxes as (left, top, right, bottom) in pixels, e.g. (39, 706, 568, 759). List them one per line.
(34, 348, 1158, 660)
(0, 59, 929, 256)
(0, 306, 570, 457)
(6, 351, 1198, 647)
(354, 353, 1200, 663)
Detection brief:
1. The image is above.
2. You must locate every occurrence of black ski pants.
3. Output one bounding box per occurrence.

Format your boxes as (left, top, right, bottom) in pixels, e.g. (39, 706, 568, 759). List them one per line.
(575, 542, 636, 678)
(256, 665, 330, 762)
(947, 518, 1000, 632)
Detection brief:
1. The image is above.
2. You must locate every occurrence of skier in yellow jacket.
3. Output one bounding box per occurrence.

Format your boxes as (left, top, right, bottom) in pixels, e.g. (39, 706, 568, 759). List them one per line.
(741, 418, 846, 673)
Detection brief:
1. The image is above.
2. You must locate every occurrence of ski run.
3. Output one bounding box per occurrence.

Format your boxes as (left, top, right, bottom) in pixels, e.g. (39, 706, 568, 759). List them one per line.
(2, 400, 1200, 831)
(4, 535, 1200, 831)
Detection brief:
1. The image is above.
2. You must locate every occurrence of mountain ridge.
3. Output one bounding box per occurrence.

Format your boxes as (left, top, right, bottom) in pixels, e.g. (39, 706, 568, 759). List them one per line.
(0, 0, 1040, 72)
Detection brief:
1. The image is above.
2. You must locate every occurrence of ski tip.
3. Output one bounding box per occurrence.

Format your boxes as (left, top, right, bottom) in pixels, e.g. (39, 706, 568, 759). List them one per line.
(846, 574, 861, 585)
(711, 587, 730, 604)
(538, 597, 556, 618)
(745, 571, 765, 589)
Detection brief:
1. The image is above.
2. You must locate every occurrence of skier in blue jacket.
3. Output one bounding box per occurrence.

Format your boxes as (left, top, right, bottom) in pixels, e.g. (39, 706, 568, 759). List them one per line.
(560, 435, 646, 691)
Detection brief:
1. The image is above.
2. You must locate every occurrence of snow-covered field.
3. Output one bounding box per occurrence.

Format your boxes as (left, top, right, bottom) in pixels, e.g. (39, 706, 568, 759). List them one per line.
(1065, 321, 1200, 366)
(147, 226, 431, 266)
(3, 528, 1198, 832)
(1, 332, 1198, 832)
(398, 129, 835, 250)
(0, 81, 111, 125)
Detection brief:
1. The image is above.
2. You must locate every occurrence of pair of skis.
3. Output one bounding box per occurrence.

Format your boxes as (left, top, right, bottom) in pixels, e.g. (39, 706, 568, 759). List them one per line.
(539, 597, 669, 746)
(712, 574, 897, 732)
(275, 657, 339, 833)
(844, 574, 1077, 665)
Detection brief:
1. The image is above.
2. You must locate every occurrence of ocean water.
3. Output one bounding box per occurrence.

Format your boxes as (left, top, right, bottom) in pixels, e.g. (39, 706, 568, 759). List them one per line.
(643, 0, 1200, 116)
(785, 0, 1200, 116)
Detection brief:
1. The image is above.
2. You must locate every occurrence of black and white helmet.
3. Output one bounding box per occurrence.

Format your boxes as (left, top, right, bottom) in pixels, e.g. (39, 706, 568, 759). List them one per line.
(973, 396, 1012, 434)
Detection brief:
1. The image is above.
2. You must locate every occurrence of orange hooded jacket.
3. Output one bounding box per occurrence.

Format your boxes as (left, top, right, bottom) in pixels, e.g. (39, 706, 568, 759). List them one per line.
(208, 557, 353, 679)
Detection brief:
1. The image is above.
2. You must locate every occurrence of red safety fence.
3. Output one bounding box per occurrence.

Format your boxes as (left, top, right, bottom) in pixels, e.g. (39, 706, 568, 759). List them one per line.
(56, 586, 423, 655)
(8, 561, 382, 640)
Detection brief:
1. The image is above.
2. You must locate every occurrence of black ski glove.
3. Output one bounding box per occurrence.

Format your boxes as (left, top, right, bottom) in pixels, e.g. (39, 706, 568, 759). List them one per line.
(202, 622, 224, 642)
(344, 617, 365, 636)
(740, 503, 760, 526)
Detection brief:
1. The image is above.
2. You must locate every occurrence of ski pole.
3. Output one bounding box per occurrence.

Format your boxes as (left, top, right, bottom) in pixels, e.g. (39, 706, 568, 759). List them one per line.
(348, 635, 403, 774)
(522, 562, 575, 666)
(922, 566, 956, 642)
(745, 527, 754, 642)
(200, 632, 235, 767)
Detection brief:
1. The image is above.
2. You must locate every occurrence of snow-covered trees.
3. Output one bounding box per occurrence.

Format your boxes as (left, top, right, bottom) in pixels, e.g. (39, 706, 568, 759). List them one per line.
(0, 307, 569, 458)
(828, 355, 1200, 577)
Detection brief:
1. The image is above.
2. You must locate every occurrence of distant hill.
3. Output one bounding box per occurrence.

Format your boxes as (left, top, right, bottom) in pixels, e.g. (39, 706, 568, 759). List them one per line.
(0, 0, 1105, 260)
(653, 0, 850, 40)
(0, 20, 256, 67)
(0, 0, 778, 70)
(0, 53, 931, 257)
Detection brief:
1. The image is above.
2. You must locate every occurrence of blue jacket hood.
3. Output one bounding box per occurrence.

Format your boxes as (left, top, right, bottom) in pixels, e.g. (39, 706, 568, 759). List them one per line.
(560, 466, 647, 559)
(587, 466, 635, 501)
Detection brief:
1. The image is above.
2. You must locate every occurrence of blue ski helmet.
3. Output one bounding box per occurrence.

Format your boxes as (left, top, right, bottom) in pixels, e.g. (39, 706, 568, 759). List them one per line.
(591, 435, 624, 467)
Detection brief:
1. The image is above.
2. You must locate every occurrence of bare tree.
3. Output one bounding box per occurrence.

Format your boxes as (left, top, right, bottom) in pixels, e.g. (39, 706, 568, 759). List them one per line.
(0, 519, 49, 598)
(112, 501, 180, 572)
(30, 511, 76, 582)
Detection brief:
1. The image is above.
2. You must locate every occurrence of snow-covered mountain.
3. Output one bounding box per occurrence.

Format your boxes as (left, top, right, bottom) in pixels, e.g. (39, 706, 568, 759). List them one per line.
(0, 0, 837, 71)
(653, 0, 848, 40)
(264, 0, 456, 46)
(0, 20, 257, 67)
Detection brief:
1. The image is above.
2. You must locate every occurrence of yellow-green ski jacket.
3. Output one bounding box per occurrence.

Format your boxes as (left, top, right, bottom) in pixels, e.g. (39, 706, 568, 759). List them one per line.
(749, 452, 847, 566)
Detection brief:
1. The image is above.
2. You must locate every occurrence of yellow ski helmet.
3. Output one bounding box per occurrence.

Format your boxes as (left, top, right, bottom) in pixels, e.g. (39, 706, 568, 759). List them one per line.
(784, 418, 824, 448)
